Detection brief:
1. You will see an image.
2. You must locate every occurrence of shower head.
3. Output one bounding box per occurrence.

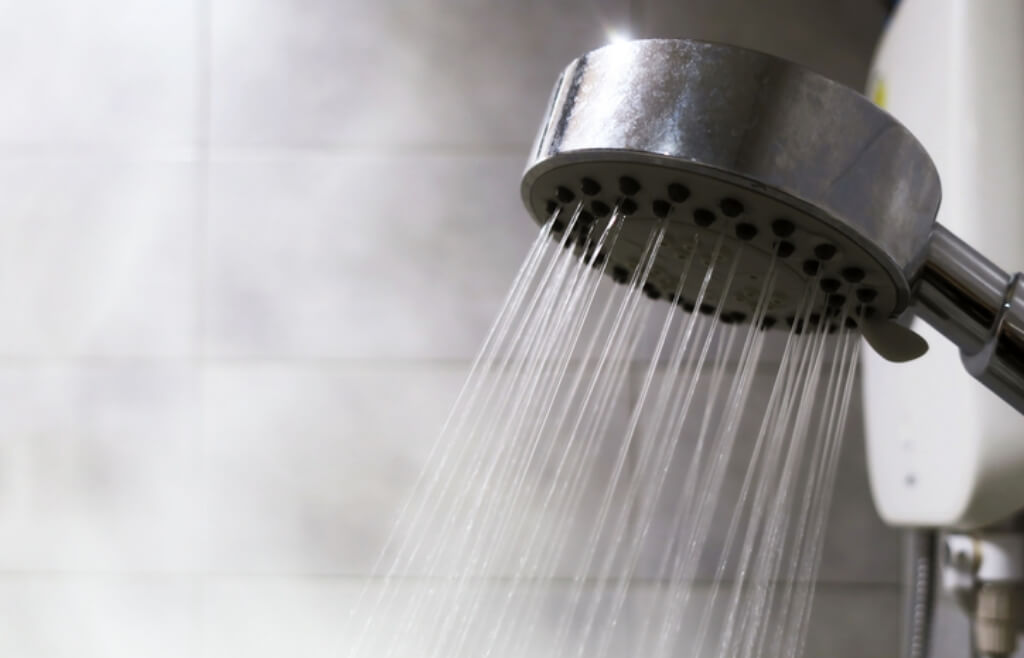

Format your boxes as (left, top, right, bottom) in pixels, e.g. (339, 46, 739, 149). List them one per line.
(521, 38, 1024, 414)
(521, 39, 941, 332)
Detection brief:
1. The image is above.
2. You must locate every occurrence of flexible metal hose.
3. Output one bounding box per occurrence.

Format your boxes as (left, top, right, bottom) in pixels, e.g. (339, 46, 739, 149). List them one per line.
(903, 529, 937, 658)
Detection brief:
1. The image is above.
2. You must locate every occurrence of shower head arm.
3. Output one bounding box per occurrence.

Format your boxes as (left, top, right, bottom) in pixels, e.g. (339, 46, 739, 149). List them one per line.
(913, 225, 1024, 414)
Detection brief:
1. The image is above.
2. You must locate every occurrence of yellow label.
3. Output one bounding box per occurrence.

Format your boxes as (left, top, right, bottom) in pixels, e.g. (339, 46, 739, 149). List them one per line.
(870, 75, 887, 109)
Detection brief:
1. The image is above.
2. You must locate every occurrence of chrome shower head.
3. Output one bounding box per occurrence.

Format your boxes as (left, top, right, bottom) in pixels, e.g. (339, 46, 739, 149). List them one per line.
(521, 39, 941, 330)
(521, 38, 1024, 414)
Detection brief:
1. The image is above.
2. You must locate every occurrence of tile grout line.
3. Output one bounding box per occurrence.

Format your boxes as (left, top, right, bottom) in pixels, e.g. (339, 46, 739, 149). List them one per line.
(0, 143, 531, 162)
(196, 0, 212, 359)
(0, 570, 905, 591)
(195, 0, 212, 652)
(0, 358, 844, 382)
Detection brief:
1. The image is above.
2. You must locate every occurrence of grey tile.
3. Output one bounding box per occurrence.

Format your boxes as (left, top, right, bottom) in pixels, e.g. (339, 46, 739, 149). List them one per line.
(626, 363, 783, 584)
(477, 360, 635, 580)
(0, 159, 197, 357)
(626, 583, 752, 657)
(803, 585, 901, 658)
(200, 359, 634, 579)
(0, 364, 202, 572)
(209, 0, 630, 149)
(203, 578, 634, 658)
(201, 578, 356, 658)
(628, 359, 899, 584)
(631, 0, 886, 89)
(817, 378, 902, 584)
(0, 1, 198, 149)
(508, 582, 636, 658)
(200, 361, 466, 575)
(931, 595, 972, 658)
(202, 154, 537, 359)
(0, 576, 198, 658)
(626, 582, 899, 658)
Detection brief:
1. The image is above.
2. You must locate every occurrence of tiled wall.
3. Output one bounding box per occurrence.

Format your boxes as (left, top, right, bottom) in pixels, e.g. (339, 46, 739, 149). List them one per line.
(0, 0, 985, 656)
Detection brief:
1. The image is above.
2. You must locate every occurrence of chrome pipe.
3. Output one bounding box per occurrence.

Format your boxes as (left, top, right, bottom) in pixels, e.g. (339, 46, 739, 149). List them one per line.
(913, 225, 1024, 414)
(914, 226, 1011, 354)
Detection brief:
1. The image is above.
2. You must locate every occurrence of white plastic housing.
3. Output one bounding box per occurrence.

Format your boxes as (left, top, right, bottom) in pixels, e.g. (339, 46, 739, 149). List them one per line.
(862, 0, 1024, 528)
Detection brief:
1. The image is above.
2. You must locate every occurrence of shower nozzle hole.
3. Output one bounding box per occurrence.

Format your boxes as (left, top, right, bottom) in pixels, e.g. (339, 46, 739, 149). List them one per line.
(771, 219, 795, 237)
(693, 208, 715, 227)
(619, 198, 638, 215)
(858, 305, 878, 319)
(545, 199, 558, 215)
(802, 260, 820, 276)
(735, 223, 757, 240)
(591, 200, 610, 217)
(619, 176, 641, 196)
(652, 199, 671, 218)
(856, 288, 877, 303)
(668, 182, 690, 203)
(580, 177, 601, 196)
(820, 278, 841, 293)
(814, 244, 837, 260)
(556, 186, 575, 203)
(842, 267, 865, 283)
(643, 283, 662, 300)
(552, 219, 566, 233)
(775, 241, 795, 258)
(720, 198, 744, 217)
(611, 265, 630, 283)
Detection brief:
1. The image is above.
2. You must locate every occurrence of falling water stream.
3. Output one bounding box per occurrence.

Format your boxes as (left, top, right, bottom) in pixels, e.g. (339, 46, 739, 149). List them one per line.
(346, 204, 862, 658)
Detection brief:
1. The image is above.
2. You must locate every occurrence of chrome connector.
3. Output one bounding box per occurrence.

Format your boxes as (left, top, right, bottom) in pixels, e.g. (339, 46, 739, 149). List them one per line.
(914, 226, 1024, 414)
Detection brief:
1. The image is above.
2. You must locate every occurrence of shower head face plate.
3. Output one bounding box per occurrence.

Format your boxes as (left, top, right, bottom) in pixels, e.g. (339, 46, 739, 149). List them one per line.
(521, 39, 942, 328)
(529, 157, 894, 326)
